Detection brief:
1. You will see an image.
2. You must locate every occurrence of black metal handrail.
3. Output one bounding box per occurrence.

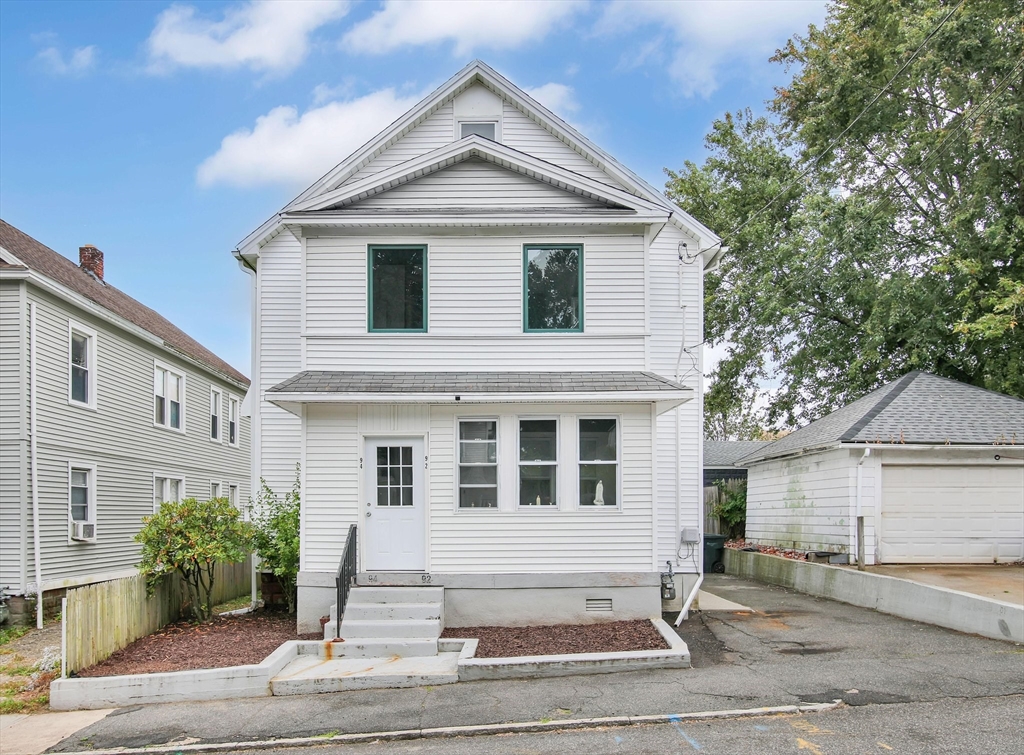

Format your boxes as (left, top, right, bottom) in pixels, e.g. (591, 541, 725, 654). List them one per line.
(335, 524, 357, 639)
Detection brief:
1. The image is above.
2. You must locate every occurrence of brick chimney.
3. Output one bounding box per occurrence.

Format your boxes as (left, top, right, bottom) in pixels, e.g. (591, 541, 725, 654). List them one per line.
(79, 245, 104, 280)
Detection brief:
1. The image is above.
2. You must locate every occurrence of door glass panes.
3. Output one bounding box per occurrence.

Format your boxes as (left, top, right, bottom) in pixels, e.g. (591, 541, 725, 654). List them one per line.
(459, 420, 497, 508)
(370, 247, 425, 331)
(579, 418, 618, 506)
(519, 419, 557, 506)
(376, 446, 414, 506)
(70, 332, 89, 403)
(524, 245, 581, 331)
(70, 468, 89, 522)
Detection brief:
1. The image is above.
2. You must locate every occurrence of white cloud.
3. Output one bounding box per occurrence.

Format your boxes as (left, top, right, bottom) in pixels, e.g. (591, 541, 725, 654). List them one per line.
(36, 45, 97, 76)
(596, 0, 827, 98)
(523, 83, 579, 115)
(197, 88, 421, 188)
(147, 0, 349, 74)
(343, 0, 587, 56)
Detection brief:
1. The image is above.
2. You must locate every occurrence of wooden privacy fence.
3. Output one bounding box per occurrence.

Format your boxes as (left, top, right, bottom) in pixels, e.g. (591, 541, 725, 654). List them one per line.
(704, 479, 746, 537)
(64, 556, 251, 674)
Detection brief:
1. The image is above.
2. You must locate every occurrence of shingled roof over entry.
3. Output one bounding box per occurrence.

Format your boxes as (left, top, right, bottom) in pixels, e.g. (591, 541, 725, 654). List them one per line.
(740, 371, 1024, 464)
(269, 371, 689, 395)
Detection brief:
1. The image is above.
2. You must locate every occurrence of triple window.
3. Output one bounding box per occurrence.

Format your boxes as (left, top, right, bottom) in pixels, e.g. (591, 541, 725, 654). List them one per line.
(456, 417, 620, 509)
(154, 364, 184, 430)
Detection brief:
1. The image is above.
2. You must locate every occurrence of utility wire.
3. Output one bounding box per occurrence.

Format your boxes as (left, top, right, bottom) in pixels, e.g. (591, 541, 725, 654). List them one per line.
(701, 0, 966, 255)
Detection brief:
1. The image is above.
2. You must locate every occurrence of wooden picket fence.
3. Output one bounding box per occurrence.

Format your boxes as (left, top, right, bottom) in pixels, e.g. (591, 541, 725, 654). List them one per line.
(64, 557, 251, 674)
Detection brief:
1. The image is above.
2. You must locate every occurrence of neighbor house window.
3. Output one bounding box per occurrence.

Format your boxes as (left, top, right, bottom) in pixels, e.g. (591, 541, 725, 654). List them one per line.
(228, 396, 239, 446)
(460, 121, 496, 140)
(458, 420, 498, 509)
(579, 418, 618, 507)
(210, 389, 222, 441)
(519, 419, 557, 506)
(211, 481, 222, 499)
(154, 475, 184, 510)
(70, 467, 91, 522)
(523, 244, 582, 332)
(154, 365, 184, 430)
(68, 323, 96, 407)
(368, 245, 427, 332)
(229, 484, 238, 508)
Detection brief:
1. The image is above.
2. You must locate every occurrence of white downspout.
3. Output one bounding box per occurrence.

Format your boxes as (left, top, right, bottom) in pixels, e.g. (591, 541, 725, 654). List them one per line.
(855, 448, 871, 570)
(29, 302, 43, 629)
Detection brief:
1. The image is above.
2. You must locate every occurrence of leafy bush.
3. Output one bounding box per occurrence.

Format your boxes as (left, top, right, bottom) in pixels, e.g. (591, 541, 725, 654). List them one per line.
(711, 480, 747, 540)
(136, 497, 254, 622)
(249, 468, 301, 614)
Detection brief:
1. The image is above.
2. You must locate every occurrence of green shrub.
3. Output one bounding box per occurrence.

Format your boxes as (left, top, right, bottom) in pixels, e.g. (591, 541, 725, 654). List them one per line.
(136, 497, 254, 622)
(711, 480, 747, 539)
(249, 467, 301, 614)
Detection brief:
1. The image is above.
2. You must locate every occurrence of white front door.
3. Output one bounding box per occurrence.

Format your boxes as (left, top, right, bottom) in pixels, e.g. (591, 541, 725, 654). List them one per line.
(364, 438, 427, 571)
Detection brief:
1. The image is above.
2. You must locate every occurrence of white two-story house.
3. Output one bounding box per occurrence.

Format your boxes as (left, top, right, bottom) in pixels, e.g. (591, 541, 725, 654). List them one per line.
(0, 220, 251, 625)
(236, 62, 721, 634)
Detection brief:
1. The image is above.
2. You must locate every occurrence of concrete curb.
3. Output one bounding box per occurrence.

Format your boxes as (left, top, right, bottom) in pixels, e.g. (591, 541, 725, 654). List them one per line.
(48, 701, 841, 755)
(725, 548, 1024, 643)
(445, 617, 690, 680)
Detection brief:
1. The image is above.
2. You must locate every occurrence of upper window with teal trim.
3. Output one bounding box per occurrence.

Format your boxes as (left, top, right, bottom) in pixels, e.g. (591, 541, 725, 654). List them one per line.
(523, 244, 583, 332)
(368, 245, 427, 332)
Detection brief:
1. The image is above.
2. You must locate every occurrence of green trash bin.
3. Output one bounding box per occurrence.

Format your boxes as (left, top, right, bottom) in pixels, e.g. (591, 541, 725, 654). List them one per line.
(703, 535, 727, 573)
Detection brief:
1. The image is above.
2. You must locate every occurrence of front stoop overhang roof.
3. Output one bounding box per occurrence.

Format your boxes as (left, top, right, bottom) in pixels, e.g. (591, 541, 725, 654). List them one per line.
(267, 371, 692, 416)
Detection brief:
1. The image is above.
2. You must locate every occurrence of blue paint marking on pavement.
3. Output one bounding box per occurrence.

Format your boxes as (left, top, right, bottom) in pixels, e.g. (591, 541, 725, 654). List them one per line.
(754, 725, 770, 731)
(614, 735, 623, 744)
(667, 715, 703, 751)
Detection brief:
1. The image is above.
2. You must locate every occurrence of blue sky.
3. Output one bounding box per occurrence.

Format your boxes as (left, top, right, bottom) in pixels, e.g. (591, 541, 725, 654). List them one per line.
(0, 0, 827, 375)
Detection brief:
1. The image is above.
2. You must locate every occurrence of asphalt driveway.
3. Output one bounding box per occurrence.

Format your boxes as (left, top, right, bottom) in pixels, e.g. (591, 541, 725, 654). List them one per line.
(49, 574, 1024, 751)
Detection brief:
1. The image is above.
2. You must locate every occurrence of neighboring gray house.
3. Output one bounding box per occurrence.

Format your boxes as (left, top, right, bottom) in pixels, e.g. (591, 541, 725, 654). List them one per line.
(236, 61, 722, 636)
(0, 220, 251, 621)
(703, 440, 771, 486)
(740, 372, 1024, 564)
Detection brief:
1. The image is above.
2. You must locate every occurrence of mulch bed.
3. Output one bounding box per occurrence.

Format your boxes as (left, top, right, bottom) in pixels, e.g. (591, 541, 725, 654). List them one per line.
(727, 538, 807, 561)
(440, 619, 668, 658)
(77, 611, 320, 677)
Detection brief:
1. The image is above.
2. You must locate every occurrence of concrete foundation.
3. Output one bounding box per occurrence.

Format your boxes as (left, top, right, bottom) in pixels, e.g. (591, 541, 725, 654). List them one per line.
(444, 585, 660, 627)
(297, 572, 336, 634)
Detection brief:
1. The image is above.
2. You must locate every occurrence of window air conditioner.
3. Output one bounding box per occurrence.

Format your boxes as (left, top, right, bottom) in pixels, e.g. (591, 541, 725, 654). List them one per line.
(71, 522, 95, 541)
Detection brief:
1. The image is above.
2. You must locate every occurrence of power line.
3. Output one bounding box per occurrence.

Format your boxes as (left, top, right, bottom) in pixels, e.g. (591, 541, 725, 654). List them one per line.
(703, 0, 966, 254)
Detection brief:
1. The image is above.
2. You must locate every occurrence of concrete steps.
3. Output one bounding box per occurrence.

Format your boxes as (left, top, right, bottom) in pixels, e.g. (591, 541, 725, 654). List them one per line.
(322, 585, 445, 659)
(270, 652, 460, 695)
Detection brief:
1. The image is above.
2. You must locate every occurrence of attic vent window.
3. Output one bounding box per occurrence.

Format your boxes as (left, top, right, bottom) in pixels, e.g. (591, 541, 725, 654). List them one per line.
(460, 122, 496, 141)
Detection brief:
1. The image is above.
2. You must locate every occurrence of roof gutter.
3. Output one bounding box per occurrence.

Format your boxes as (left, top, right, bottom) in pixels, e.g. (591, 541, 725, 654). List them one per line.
(740, 441, 1024, 467)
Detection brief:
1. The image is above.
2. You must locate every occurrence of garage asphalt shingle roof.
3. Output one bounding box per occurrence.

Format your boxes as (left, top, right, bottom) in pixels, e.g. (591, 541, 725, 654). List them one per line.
(704, 440, 772, 468)
(269, 371, 688, 394)
(0, 219, 248, 386)
(740, 371, 1024, 464)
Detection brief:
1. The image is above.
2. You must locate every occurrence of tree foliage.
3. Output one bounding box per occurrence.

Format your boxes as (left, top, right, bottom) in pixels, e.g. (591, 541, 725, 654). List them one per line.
(249, 469, 301, 614)
(136, 497, 254, 622)
(667, 0, 1023, 432)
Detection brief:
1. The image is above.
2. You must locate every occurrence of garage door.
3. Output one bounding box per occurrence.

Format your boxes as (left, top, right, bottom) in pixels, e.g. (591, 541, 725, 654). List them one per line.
(880, 464, 1024, 563)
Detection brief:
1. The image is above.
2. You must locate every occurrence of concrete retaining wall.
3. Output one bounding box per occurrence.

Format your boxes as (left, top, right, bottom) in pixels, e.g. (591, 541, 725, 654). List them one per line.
(725, 548, 1024, 643)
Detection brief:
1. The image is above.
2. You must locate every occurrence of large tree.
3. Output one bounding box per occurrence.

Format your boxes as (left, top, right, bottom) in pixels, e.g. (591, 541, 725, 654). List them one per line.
(669, 0, 1024, 434)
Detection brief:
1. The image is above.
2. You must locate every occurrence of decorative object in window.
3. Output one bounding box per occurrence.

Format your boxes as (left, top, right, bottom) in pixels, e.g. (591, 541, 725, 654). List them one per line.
(460, 122, 496, 140)
(579, 418, 618, 507)
(155, 366, 183, 429)
(369, 245, 426, 332)
(519, 419, 557, 506)
(523, 244, 582, 331)
(70, 331, 91, 404)
(459, 420, 498, 508)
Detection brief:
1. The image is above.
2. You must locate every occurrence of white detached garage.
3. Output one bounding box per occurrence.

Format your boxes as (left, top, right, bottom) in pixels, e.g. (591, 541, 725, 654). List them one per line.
(740, 371, 1024, 564)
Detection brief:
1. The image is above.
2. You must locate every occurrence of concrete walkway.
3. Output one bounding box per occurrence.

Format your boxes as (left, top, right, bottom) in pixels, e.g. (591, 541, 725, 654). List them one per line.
(46, 575, 1024, 752)
(838, 563, 1024, 605)
(0, 710, 112, 755)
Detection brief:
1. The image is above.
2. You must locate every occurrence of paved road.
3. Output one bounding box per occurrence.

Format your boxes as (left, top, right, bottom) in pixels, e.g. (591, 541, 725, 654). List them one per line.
(51, 575, 1024, 752)
(245, 695, 1024, 754)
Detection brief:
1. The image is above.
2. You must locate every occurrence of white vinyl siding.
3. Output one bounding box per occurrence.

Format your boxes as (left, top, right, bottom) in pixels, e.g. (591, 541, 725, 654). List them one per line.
(17, 285, 250, 587)
(0, 280, 25, 588)
(342, 103, 456, 187)
(349, 159, 606, 210)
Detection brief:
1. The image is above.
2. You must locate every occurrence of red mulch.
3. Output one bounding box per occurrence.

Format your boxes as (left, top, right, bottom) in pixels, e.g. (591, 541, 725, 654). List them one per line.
(440, 619, 668, 658)
(727, 538, 808, 561)
(77, 611, 320, 677)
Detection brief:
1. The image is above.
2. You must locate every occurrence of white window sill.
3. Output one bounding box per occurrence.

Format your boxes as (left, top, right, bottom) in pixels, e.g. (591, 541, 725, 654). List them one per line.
(67, 399, 97, 412)
(153, 422, 186, 434)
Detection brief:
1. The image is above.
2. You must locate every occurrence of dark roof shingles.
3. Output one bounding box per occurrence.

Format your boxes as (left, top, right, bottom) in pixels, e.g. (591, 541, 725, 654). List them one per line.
(0, 219, 248, 386)
(269, 371, 687, 394)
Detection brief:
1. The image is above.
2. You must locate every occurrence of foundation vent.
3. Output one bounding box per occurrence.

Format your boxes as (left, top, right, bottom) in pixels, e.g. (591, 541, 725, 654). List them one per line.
(585, 598, 613, 612)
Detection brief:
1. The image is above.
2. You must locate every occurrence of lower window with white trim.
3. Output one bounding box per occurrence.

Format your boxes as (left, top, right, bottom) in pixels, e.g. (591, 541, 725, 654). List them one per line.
(154, 475, 185, 510)
(578, 418, 618, 507)
(519, 419, 557, 507)
(458, 420, 498, 508)
(69, 464, 97, 541)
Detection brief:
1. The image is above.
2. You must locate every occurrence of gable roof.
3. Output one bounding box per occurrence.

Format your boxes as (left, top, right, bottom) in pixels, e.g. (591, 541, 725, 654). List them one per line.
(704, 440, 772, 468)
(741, 371, 1024, 464)
(0, 219, 248, 387)
(237, 61, 719, 259)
